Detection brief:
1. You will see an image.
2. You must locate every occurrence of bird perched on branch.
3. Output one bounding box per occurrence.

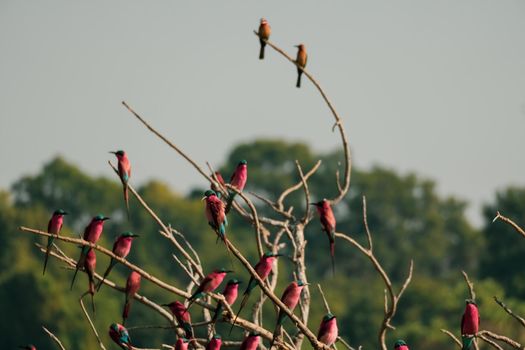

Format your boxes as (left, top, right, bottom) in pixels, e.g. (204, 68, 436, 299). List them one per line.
(187, 268, 232, 310)
(258, 18, 271, 59)
(394, 340, 409, 350)
(175, 338, 190, 350)
(225, 160, 248, 214)
(317, 313, 338, 346)
(122, 271, 141, 325)
(84, 248, 97, 314)
(269, 280, 308, 349)
(163, 301, 193, 338)
(295, 44, 307, 88)
(240, 332, 260, 350)
(206, 334, 222, 350)
(461, 299, 479, 350)
(211, 279, 241, 326)
(110, 150, 131, 219)
(97, 232, 139, 291)
(70, 214, 110, 289)
(109, 323, 132, 350)
(230, 252, 281, 334)
(203, 190, 227, 242)
(311, 199, 336, 275)
(43, 209, 67, 275)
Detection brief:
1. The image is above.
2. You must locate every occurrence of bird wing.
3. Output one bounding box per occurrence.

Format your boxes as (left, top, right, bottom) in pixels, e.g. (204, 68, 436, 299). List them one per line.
(317, 320, 328, 340)
(208, 198, 225, 227)
(47, 218, 52, 233)
(460, 313, 465, 334)
(280, 283, 296, 304)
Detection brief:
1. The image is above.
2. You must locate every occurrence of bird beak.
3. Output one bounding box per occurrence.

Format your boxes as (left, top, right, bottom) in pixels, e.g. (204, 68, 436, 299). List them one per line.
(273, 253, 283, 257)
(102, 217, 110, 221)
(161, 303, 170, 307)
(309, 203, 317, 206)
(304, 282, 311, 286)
(201, 196, 207, 201)
(131, 234, 139, 238)
(109, 151, 117, 155)
(63, 212, 69, 215)
(225, 270, 234, 273)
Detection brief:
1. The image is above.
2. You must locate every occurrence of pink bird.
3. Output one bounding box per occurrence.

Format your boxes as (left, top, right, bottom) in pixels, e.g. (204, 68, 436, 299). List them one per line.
(175, 338, 190, 350)
(110, 150, 132, 218)
(269, 280, 308, 348)
(311, 199, 337, 275)
(317, 313, 338, 346)
(70, 214, 110, 289)
(84, 248, 97, 314)
(206, 335, 222, 350)
(122, 271, 142, 325)
(295, 44, 308, 88)
(163, 301, 193, 338)
(230, 252, 280, 334)
(43, 209, 67, 275)
(240, 332, 260, 350)
(109, 323, 132, 350)
(97, 232, 139, 291)
(394, 340, 409, 350)
(225, 160, 248, 213)
(461, 299, 479, 350)
(258, 18, 271, 59)
(187, 268, 232, 309)
(211, 279, 242, 325)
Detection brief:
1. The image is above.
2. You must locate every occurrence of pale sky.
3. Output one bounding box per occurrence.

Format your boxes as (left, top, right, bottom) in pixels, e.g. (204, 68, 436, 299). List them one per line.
(1, 1, 524, 226)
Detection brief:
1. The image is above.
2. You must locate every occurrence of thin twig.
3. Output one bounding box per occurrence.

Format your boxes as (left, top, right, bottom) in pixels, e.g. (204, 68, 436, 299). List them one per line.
(337, 337, 357, 350)
(493, 296, 525, 328)
(296, 160, 312, 224)
(317, 284, 331, 314)
(42, 326, 67, 350)
(462, 271, 476, 301)
(362, 196, 373, 251)
(276, 160, 322, 210)
(478, 330, 523, 349)
(478, 334, 504, 350)
(441, 329, 462, 348)
(492, 211, 525, 239)
(80, 294, 107, 350)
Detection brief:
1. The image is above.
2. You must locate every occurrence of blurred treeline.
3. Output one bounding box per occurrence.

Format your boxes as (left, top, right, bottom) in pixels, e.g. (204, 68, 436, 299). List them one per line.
(1, 139, 525, 350)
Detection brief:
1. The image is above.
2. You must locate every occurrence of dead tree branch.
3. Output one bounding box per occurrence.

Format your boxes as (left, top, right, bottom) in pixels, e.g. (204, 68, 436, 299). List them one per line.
(492, 211, 525, 239)
(42, 326, 67, 350)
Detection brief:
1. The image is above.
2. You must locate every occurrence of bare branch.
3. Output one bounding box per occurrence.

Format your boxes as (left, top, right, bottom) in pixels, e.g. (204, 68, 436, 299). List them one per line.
(441, 329, 462, 348)
(462, 271, 476, 301)
(80, 294, 107, 350)
(276, 160, 322, 210)
(362, 196, 373, 251)
(42, 326, 67, 350)
(296, 160, 312, 224)
(478, 334, 504, 350)
(317, 284, 331, 314)
(493, 296, 525, 328)
(492, 211, 525, 239)
(478, 330, 524, 349)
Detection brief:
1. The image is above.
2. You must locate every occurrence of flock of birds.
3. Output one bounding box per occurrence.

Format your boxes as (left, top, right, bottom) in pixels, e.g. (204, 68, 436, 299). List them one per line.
(19, 18, 481, 350)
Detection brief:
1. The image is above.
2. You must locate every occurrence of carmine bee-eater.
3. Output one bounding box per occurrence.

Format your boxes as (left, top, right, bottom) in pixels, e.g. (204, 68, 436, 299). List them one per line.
(187, 268, 232, 310)
(394, 340, 409, 350)
(258, 18, 271, 60)
(225, 160, 248, 214)
(295, 44, 307, 88)
(211, 279, 242, 325)
(203, 190, 227, 243)
(269, 280, 308, 349)
(163, 301, 193, 338)
(206, 334, 222, 350)
(240, 332, 260, 350)
(70, 214, 110, 289)
(230, 252, 281, 334)
(461, 299, 479, 350)
(211, 171, 226, 198)
(18, 345, 36, 350)
(85, 248, 97, 314)
(122, 271, 142, 325)
(109, 323, 132, 350)
(110, 150, 131, 219)
(43, 209, 67, 275)
(317, 313, 338, 346)
(97, 232, 139, 291)
(175, 338, 190, 350)
(311, 199, 336, 275)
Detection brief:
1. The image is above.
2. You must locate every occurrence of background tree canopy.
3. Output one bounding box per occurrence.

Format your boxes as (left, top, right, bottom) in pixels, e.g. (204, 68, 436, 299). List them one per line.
(2, 139, 524, 349)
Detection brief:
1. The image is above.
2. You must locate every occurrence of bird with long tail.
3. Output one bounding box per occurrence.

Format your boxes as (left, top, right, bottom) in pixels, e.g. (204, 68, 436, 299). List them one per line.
(295, 44, 307, 88)
(461, 299, 479, 350)
(258, 18, 271, 60)
(122, 271, 141, 325)
(109, 323, 132, 350)
(269, 280, 308, 349)
(394, 340, 410, 350)
(97, 232, 138, 291)
(229, 252, 280, 335)
(187, 268, 232, 310)
(240, 332, 260, 350)
(84, 248, 97, 314)
(70, 214, 110, 289)
(311, 199, 336, 275)
(163, 301, 193, 338)
(225, 160, 247, 214)
(207, 334, 222, 350)
(175, 338, 190, 350)
(211, 279, 241, 327)
(203, 190, 227, 243)
(317, 313, 338, 346)
(110, 150, 131, 219)
(43, 209, 67, 275)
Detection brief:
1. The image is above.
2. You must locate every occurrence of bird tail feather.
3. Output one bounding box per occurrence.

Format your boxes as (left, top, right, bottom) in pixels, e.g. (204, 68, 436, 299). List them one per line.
(124, 184, 130, 220)
(97, 259, 116, 291)
(296, 69, 303, 88)
(259, 40, 266, 60)
(42, 237, 54, 275)
(229, 293, 249, 335)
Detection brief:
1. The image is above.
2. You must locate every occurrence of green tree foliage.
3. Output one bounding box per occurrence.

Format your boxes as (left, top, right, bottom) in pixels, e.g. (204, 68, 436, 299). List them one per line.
(1, 141, 525, 349)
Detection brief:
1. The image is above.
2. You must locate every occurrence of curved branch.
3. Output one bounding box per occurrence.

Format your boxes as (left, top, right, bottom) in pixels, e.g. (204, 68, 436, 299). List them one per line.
(493, 296, 525, 328)
(42, 326, 67, 350)
(492, 211, 525, 239)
